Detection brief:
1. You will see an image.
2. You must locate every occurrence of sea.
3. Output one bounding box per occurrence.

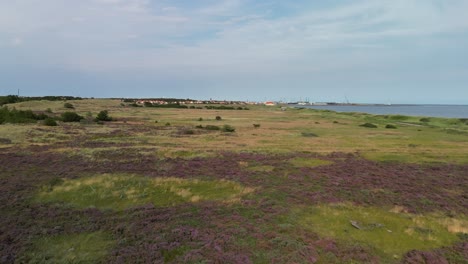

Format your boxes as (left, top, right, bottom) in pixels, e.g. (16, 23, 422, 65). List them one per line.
(297, 105, 468, 118)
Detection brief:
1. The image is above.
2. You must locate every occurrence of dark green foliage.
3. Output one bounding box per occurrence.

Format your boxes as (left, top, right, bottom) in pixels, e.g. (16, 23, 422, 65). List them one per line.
(333, 121, 339, 124)
(63, 102, 74, 109)
(360, 123, 378, 128)
(385, 124, 397, 129)
(0, 95, 21, 106)
(221, 125, 235, 132)
(458, 118, 468, 125)
(198, 118, 203, 121)
(195, 125, 203, 129)
(45, 108, 53, 113)
(95, 110, 112, 122)
(43, 118, 58, 126)
(301, 132, 318, 137)
(0, 107, 47, 124)
(205, 125, 220, 130)
(215, 116, 222, 121)
(182, 129, 195, 135)
(165, 122, 171, 126)
(389, 115, 409, 121)
(61, 112, 84, 122)
(420, 118, 430, 123)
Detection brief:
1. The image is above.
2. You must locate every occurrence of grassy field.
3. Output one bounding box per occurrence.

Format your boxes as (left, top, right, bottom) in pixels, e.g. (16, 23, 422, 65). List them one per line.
(1, 99, 467, 263)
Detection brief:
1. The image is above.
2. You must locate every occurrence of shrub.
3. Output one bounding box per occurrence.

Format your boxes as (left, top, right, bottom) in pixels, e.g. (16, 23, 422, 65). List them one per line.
(222, 125, 235, 132)
(45, 108, 53, 113)
(61, 112, 84, 122)
(63, 102, 74, 109)
(43, 118, 58, 126)
(95, 110, 112, 122)
(215, 116, 222, 121)
(165, 122, 171, 126)
(301, 132, 318, 137)
(360, 123, 378, 128)
(253, 124, 261, 128)
(419, 118, 430, 123)
(198, 117, 203, 121)
(205, 125, 220, 130)
(389, 115, 409, 121)
(385, 124, 397, 129)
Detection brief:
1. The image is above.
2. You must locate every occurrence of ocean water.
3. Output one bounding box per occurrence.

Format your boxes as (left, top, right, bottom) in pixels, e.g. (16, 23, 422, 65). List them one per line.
(299, 105, 468, 118)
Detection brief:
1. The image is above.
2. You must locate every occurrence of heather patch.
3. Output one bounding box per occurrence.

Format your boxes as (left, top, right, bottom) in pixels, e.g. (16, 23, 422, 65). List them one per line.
(296, 203, 466, 260)
(36, 174, 254, 210)
(17, 232, 114, 263)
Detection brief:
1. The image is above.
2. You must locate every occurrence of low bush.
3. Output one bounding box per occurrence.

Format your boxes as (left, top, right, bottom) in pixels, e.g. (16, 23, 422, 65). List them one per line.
(420, 118, 430, 123)
(43, 118, 58, 126)
(205, 125, 220, 131)
(360, 123, 378, 128)
(61, 112, 84, 122)
(215, 116, 222, 121)
(385, 124, 397, 129)
(222, 125, 235, 132)
(301, 132, 318, 137)
(253, 124, 261, 128)
(95, 110, 112, 122)
(63, 102, 74, 109)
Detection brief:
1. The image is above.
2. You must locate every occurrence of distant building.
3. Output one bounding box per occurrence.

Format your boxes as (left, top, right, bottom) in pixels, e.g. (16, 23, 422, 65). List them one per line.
(264, 101, 275, 106)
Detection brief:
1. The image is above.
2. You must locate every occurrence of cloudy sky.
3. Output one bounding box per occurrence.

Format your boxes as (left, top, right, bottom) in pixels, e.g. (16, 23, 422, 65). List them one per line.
(1, 0, 468, 103)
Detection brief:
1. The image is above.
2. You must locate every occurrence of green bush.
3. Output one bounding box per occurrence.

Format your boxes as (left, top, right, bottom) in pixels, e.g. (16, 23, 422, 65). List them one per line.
(419, 118, 430, 123)
(43, 118, 58, 126)
(63, 102, 74, 109)
(205, 125, 220, 131)
(301, 132, 318, 137)
(385, 124, 397, 129)
(360, 123, 378, 128)
(95, 110, 112, 121)
(222, 125, 235, 132)
(253, 124, 261, 128)
(0, 107, 46, 124)
(61, 112, 84, 122)
(215, 116, 222, 121)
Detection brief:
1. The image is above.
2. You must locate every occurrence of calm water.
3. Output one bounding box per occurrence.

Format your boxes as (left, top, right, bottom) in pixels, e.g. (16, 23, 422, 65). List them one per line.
(299, 105, 468, 118)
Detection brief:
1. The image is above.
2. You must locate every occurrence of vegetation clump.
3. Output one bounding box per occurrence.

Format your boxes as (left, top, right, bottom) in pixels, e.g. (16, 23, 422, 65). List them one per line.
(221, 124, 236, 132)
(0, 107, 48, 124)
(301, 132, 318, 137)
(360, 123, 378, 128)
(63, 102, 74, 109)
(420, 118, 431, 123)
(385, 124, 397, 129)
(61, 112, 84, 122)
(43, 118, 58, 126)
(215, 116, 222, 121)
(95, 110, 112, 122)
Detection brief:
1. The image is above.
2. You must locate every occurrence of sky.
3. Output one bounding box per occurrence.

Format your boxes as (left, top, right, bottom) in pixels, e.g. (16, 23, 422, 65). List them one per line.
(1, 0, 468, 104)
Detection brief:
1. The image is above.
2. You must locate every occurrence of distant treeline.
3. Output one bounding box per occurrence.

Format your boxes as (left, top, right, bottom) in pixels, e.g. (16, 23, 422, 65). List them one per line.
(0, 95, 83, 106)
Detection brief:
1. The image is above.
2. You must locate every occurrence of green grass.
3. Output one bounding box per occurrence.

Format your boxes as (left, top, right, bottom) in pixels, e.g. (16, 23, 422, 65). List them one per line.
(296, 203, 466, 260)
(289, 157, 333, 167)
(18, 232, 114, 264)
(36, 174, 254, 210)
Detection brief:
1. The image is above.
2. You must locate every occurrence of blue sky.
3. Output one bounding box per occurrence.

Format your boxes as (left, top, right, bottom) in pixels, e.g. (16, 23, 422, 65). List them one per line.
(1, 0, 468, 103)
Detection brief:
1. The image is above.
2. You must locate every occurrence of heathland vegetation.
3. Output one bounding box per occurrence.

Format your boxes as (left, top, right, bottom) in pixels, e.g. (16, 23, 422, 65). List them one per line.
(0, 98, 467, 263)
